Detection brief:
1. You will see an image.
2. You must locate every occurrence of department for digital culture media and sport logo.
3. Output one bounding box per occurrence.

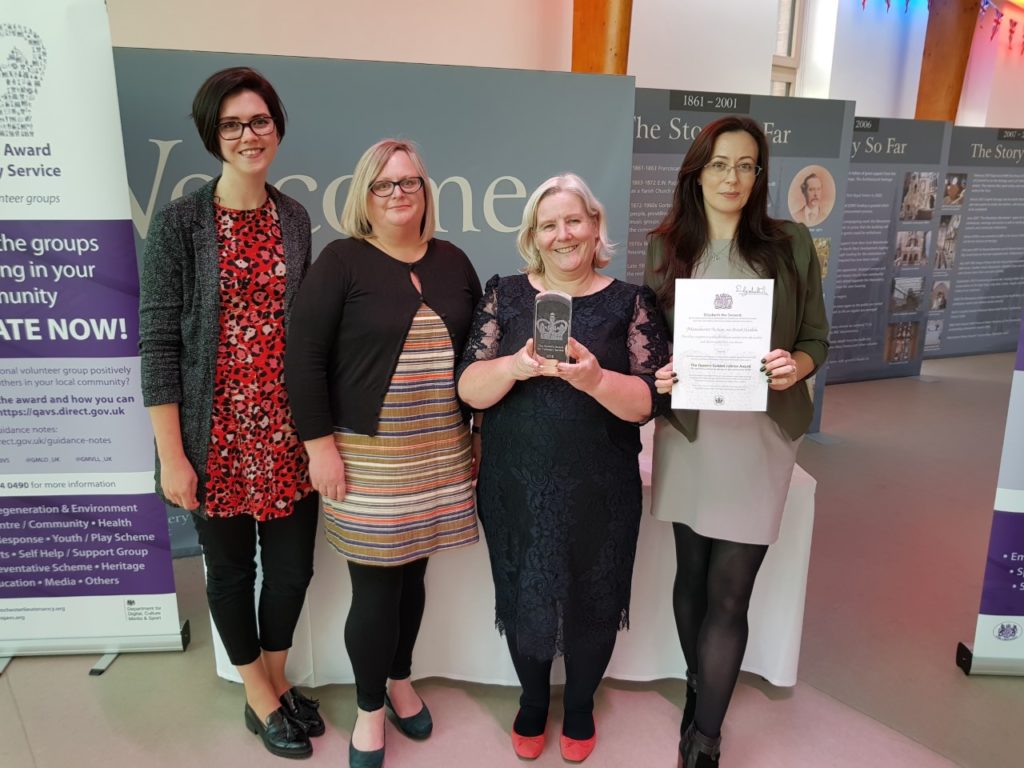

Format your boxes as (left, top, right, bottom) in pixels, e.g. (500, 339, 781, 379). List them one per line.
(0, 23, 47, 138)
(993, 621, 1023, 642)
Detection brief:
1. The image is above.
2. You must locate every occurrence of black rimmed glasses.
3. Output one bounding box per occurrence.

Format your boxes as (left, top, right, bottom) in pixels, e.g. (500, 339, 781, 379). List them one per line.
(369, 176, 425, 197)
(217, 116, 276, 140)
(704, 161, 762, 178)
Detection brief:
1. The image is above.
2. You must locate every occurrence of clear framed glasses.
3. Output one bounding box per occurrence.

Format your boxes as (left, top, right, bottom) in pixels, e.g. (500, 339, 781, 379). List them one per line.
(217, 116, 276, 140)
(704, 161, 762, 178)
(369, 176, 425, 197)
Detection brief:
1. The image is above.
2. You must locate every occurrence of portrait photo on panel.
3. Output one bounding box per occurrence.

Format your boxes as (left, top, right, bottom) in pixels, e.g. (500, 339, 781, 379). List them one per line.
(943, 172, 967, 207)
(788, 165, 836, 227)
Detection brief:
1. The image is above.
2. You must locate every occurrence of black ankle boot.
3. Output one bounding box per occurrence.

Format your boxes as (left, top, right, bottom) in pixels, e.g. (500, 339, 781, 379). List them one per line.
(680, 672, 698, 738)
(679, 723, 720, 768)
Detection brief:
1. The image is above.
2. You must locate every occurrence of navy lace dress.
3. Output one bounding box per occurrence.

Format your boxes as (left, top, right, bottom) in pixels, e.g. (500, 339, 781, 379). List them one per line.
(456, 274, 670, 661)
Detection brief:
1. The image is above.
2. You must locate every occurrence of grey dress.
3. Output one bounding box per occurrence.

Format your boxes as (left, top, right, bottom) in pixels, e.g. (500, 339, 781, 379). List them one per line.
(650, 241, 800, 545)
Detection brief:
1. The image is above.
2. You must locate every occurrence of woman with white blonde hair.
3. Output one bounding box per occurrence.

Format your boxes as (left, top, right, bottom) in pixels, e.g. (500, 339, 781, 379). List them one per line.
(457, 172, 670, 764)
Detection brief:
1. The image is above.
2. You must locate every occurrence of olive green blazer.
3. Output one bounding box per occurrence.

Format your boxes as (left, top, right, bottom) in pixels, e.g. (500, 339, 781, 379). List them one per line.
(644, 221, 829, 441)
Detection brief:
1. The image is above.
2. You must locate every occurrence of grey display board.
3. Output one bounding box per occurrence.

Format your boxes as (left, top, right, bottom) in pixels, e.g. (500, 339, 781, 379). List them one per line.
(627, 88, 855, 431)
(112, 50, 636, 555)
(828, 118, 951, 383)
(924, 127, 1024, 358)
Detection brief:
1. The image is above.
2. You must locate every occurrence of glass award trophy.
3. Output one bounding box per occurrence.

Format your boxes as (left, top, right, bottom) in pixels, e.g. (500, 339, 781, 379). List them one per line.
(534, 290, 572, 362)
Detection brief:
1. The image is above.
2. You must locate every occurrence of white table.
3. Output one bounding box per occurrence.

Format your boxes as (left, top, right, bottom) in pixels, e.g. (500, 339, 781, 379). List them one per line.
(212, 459, 815, 688)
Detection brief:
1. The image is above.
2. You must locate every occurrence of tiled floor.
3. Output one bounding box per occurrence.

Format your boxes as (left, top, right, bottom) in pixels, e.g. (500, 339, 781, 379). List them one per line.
(1, 353, 1019, 767)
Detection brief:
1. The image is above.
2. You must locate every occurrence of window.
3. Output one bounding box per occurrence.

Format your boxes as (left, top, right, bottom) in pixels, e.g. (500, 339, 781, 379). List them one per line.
(772, 0, 804, 97)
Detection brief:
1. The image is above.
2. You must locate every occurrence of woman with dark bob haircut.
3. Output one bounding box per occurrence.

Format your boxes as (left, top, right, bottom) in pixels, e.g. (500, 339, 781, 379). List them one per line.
(139, 67, 321, 760)
(644, 116, 828, 767)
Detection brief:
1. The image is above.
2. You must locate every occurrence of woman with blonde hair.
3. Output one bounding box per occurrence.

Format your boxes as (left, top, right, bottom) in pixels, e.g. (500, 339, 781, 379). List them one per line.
(457, 173, 669, 763)
(286, 139, 481, 768)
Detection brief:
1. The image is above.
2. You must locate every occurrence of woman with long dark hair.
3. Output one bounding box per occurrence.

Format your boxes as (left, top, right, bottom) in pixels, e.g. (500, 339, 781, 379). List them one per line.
(645, 116, 829, 767)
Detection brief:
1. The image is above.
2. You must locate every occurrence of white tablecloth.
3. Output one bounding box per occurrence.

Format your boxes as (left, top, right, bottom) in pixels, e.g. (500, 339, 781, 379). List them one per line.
(213, 463, 815, 688)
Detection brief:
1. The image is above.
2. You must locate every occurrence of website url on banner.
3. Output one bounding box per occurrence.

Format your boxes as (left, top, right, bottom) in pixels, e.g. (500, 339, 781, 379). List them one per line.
(0, 406, 126, 418)
(0, 436, 113, 448)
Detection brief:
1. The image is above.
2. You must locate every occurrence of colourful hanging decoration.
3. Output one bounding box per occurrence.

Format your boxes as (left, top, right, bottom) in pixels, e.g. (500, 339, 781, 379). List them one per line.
(991, 9, 1004, 42)
(886, 0, 891, 11)
(906, 0, 911, 12)
(980, 0, 992, 28)
(1010, 19, 1018, 50)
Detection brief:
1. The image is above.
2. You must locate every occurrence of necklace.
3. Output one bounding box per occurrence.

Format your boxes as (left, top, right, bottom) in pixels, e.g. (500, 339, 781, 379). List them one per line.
(707, 240, 734, 262)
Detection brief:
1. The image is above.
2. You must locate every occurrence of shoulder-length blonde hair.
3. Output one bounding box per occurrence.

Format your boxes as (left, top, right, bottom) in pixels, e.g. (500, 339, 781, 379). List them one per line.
(340, 139, 436, 243)
(516, 173, 613, 274)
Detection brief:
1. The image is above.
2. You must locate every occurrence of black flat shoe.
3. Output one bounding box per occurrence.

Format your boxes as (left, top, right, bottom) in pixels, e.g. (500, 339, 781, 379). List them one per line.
(244, 703, 313, 759)
(384, 693, 433, 739)
(349, 728, 385, 768)
(280, 687, 325, 737)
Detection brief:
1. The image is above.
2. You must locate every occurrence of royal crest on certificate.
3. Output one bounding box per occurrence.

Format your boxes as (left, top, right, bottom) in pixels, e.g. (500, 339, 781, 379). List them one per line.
(672, 278, 774, 411)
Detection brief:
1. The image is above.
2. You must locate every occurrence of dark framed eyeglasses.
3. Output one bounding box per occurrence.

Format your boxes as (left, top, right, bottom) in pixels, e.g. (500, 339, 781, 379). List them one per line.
(369, 176, 425, 197)
(217, 116, 276, 140)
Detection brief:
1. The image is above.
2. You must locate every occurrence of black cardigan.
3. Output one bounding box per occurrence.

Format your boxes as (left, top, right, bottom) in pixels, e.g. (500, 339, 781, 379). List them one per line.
(285, 237, 482, 440)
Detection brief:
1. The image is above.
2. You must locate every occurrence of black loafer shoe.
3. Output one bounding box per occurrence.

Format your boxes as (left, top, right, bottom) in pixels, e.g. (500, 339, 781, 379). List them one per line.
(244, 703, 313, 759)
(280, 687, 325, 737)
(384, 693, 433, 739)
(349, 728, 385, 768)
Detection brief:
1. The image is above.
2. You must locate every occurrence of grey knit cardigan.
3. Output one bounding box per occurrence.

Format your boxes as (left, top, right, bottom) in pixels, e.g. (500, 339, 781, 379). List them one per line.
(138, 178, 312, 513)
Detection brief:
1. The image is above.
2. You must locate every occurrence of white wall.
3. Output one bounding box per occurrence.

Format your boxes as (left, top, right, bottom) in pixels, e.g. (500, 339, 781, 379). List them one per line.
(106, 0, 573, 71)
(108, 0, 1019, 128)
(958, 1, 1024, 128)
(826, 0, 928, 118)
(627, 0, 778, 93)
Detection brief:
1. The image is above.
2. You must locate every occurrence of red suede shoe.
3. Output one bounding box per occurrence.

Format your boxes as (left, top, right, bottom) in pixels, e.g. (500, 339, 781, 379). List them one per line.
(511, 729, 546, 760)
(559, 731, 597, 763)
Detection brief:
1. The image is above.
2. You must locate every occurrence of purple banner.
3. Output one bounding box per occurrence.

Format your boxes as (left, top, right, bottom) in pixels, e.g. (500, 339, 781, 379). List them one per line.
(0, 493, 175, 599)
(978, 510, 1024, 616)
(0, 219, 139, 358)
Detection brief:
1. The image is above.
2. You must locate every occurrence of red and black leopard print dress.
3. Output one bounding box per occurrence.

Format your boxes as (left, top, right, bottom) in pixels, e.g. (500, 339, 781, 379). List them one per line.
(204, 198, 311, 520)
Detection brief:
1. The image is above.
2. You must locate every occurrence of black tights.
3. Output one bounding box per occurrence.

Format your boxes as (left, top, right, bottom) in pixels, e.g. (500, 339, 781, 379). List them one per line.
(345, 558, 428, 711)
(672, 522, 768, 739)
(506, 632, 616, 740)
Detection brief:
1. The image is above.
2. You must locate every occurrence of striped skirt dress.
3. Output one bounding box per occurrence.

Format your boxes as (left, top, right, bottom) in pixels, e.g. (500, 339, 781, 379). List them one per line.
(321, 304, 479, 565)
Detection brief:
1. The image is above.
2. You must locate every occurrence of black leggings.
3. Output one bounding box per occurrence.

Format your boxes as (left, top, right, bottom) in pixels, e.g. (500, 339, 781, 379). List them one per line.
(672, 522, 768, 739)
(506, 632, 616, 740)
(193, 493, 318, 666)
(346, 558, 429, 711)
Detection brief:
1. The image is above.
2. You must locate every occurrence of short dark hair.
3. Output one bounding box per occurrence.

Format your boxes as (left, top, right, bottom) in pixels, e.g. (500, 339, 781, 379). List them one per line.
(190, 67, 287, 161)
(800, 172, 821, 199)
